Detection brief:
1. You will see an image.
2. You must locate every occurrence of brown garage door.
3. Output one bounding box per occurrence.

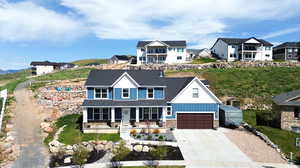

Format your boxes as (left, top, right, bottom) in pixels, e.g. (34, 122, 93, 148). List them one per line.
(177, 113, 213, 129)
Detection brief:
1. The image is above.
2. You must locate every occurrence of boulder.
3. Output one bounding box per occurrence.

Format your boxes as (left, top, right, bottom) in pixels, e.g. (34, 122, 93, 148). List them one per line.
(86, 144, 94, 152)
(49, 140, 61, 147)
(44, 117, 53, 122)
(66, 145, 73, 150)
(64, 157, 72, 164)
(95, 144, 104, 151)
(105, 142, 113, 150)
(40, 122, 51, 129)
(65, 149, 74, 155)
(43, 127, 53, 133)
(0, 142, 12, 150)
(133, 145, 143, 152)
(49, 146, 60, 153)
(142, 146, 149, 152)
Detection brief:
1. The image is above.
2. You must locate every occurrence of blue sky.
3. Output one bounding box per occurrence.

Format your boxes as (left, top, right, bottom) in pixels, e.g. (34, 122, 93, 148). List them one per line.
(1, 0, 300, 70)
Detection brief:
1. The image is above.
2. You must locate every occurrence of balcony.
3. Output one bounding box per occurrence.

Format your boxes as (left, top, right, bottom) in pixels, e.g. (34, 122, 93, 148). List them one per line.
(146, 47, 167, 54)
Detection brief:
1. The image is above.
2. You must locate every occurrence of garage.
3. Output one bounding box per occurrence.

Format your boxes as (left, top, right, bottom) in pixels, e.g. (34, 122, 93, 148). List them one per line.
(177, 113, 213, 129)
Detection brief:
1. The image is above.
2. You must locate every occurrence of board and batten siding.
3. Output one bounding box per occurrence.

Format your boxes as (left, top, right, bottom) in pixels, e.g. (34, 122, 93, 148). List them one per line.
(166, 103, 219, 120)
(114, 88, 137, 100)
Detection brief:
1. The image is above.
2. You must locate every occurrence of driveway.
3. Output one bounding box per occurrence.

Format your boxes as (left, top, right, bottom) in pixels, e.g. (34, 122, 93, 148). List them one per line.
(173, 129, 254, 168)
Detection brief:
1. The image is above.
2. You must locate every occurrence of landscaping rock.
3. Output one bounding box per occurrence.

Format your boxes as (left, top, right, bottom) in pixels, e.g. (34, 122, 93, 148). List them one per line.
(40, 122, 51, 129)
(64, 157, 72, 164)
(133, 145, 143, 152)
(66, 145, 73, 150)
(105, 141, 113, 150)
(95, 144, 104, 151)
(86, 144, 94, 152)
(43, 127, 53, 133)
(65, 149, 74, 155)
(142, 146, 150, 152)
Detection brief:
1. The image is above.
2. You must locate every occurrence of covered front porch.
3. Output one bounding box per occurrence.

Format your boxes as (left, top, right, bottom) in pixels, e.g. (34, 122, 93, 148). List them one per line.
(82, 107, 167, 133)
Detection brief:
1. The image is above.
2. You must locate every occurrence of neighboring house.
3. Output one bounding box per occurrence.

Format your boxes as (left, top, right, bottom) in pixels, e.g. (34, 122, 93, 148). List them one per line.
(110, 55, 137, 64)
(211, 37, 273, 61)
(136, 40, 187, 64)
(272, 89, 300, 132)
(273, 42, 300, 61)
(82, 70, 221, 133)
(30, 61, 75, 75)
(187, 48, 212, 59)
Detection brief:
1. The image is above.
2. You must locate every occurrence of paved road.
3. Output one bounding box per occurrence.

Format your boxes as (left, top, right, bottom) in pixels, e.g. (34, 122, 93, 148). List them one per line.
(12, 81, 49, 168)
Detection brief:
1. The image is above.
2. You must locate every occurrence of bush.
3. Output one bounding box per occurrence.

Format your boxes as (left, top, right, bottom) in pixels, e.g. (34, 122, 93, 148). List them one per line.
(136, 135, 141, 139)
(158, 136, 164, 141)
(72, 145, 89, 167)
(152, 128, 160, 134)
(147, 135, 152, 140)
(112, 141, 130, 162)
(130, 129, 137, 136)
(150, 146, 168, 160)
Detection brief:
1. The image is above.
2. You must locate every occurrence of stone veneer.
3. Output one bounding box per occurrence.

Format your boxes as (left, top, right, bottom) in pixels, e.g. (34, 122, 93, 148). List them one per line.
(274, 105, 300, 130)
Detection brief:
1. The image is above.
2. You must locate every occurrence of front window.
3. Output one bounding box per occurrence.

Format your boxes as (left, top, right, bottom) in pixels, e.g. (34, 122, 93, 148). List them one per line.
(177, 56, 182, 60)
(87, 108, 110, 121)
(147, 88, 154, 98)
(295, 48, 298, 52)
(122, 88, 129, 98)
(95, 88, 108, 98)
(192, 88, 199, 98)
(167, 107, 172, 116)
(294, 108, 300, 119)
(288, 48, 293, 53)
(143, 108, 150, 120)
(151, 108, 158, 119)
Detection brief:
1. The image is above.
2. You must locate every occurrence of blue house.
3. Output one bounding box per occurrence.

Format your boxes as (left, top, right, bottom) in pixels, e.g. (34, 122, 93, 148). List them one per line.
(82, 70, 221, 133)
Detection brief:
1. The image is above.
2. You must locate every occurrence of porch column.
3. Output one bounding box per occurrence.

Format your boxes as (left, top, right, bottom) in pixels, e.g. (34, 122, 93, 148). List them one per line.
(251, 52, 254, 61)
(83, 108, 88, 123)
(162, 107, 167, 122)
(111, 107, 115, 123)
(136, 107, 139, 123)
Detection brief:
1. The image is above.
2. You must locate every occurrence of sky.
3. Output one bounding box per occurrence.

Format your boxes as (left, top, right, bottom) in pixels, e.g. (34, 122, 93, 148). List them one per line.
(1, 0, 300, 70)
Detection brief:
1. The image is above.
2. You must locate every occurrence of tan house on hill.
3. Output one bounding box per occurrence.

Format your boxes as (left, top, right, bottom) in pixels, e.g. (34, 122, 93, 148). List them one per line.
(272, 89, 300, 132)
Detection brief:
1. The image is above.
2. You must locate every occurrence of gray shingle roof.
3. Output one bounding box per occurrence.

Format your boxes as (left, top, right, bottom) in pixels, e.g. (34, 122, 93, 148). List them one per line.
(30, 61, 74, 67)
(82, 99, 167, 107)
(85, 70, 166, 86)
(164, 77, 194, 101)
(137, 40, 186, 47)
(218, 37, 273, 46)
(274, 42, 300, 49)
(272, 89, 300, 106)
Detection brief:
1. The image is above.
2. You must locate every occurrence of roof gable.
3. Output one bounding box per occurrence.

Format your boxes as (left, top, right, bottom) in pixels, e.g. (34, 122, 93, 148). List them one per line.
(137, 40, 186, 47)
(244, 38, 260, 44)
(272, 89, 300, 106)
(145, 40, 169, 47)
(112, 72, 140, 88)
(216, 37, 273, 46)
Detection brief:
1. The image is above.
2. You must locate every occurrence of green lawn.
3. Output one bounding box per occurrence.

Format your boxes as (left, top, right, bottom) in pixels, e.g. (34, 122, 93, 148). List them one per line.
(35, 68, 93, 81)
(46, 114, 120, 145)
(243, 110, 300, 163)
(0, 70, 31, 94)
(191, 57, 216, 64)
(72, 59, 109, 66)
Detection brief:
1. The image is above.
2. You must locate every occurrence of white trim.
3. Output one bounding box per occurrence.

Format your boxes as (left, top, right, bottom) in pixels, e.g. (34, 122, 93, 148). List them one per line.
(170, 77, 222, 104)
(122, 88, 130, 98)
(94, 88, 109, 100)
(111, 72, 140, 87)
(147, 88, 154, 99)
(144, 40, 170, 47)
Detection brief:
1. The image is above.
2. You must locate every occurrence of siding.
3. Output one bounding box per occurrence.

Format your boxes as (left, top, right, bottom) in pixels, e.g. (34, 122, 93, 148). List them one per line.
(87, 87, 94, 99)
(167, 103, 219, 120)
(155, 88, 164, 99)
(114, 88, 137, 100)
(138, 88, 147, 99)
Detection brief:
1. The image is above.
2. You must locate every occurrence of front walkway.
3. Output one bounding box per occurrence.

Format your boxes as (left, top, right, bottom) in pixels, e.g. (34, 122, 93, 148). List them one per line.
(12, 81, 49, 168)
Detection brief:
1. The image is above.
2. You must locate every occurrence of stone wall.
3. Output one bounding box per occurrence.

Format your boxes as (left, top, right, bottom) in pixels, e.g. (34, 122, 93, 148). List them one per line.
(128, 61, 300, 71)
(280, 106, 300, 130)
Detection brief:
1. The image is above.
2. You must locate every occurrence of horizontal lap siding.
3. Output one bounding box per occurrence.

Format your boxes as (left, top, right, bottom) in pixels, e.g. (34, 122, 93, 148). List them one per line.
(154, 88, 164, 99)
(87, 87, 94, 99)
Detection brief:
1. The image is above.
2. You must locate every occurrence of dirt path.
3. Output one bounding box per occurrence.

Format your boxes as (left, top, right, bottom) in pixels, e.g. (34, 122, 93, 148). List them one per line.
(11, 81, 50, 168)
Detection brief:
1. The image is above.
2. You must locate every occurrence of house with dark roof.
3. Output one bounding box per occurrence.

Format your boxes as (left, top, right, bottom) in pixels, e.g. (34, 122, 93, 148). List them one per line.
(272, 89, 300, 132)
(82, 70, 221, 134)
(136, 40, 187, 64)
(187, 48, 212, 59)
(273, 42, 300, 61)
(110, 55, 137, 64)
(211, 37, 273, 61)
(30, 61, 75, 75)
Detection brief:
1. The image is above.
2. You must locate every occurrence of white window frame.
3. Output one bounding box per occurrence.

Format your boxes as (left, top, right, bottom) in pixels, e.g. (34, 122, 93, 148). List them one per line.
(147, 88, 154, 99)
(192, 88, 199, 98)
(88, 108, 111, 121)
(122, 88, 130, 98)
(94, 88, 109, 99)
(166, 106, 172, 116)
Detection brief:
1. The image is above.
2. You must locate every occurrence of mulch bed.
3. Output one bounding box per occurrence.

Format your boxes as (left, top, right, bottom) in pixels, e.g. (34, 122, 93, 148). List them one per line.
(49, 150, 106, 167)
(113, 146, 184, 161)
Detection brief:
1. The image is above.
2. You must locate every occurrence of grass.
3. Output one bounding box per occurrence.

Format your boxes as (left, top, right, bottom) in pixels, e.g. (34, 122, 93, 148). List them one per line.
(35, 68, 93, 81)
(191, 57, 216, 64)
(0, 69, 31, 82)
(45, 114, 120, 145)
(243, 110, 300, 163)
(29, 82, 48, 92)
(72, 59, 109, 66)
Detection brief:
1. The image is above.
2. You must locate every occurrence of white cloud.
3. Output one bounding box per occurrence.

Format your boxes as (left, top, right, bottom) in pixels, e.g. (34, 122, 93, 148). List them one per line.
(0, 0, 86, 42)
(260, 25, 300, 39)
(61, 0, 300, 47)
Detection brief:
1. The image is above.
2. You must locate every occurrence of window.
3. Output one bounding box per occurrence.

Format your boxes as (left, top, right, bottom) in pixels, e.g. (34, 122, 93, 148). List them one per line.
(192, 88, 199, 98)
(95, 88, 108, 99)
(292, 127, 300, 133)
(139, 107, 162, 120)
(151, 108, 158, 120)
(141, 48, 145, 52)
(230, 54, 234, 58)
(177, 56, 182, 60)
(294, 108, 300, 118)
(87, 108, 110, 121)
(167, 107, 172, 116)
(147, 88, 154, 98)
(265, 46, 271, 50)
(93, 108, 100, 120)
(177, 48, 184, 52)
(139, 57, 146, 61)
(122, 88, 129, 98)
(265, 54, 270, 57)
(288, 48, 293, 53)
(295, 48, 298, 52)
(143, 108, 150, 120)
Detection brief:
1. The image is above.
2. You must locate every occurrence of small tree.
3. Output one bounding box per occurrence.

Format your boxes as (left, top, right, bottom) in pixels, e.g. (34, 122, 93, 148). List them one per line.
(112, 141, 130, 167)
(72, 145, 90, 168)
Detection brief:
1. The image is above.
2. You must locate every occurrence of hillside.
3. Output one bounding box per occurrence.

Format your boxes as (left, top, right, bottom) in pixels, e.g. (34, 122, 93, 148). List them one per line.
(72, 59, 109, 66)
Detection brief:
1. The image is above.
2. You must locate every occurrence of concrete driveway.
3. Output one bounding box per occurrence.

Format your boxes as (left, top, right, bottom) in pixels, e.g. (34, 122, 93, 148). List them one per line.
(173, 129, 254, 168)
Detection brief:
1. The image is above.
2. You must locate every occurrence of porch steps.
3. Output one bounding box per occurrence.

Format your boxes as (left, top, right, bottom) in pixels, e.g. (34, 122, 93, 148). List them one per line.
(120, 124, 134, 141)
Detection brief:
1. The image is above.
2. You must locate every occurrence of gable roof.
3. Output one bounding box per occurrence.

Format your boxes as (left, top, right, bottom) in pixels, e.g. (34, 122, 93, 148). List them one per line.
(137, 40, 186, 47)
(112, 55, 131, 61)
(274, 42, 300, 49)
(272, 89, 300, 106)
(30, 61, 74, 67)
(85, 70, 166, 86)
(216, 37, 273, 46)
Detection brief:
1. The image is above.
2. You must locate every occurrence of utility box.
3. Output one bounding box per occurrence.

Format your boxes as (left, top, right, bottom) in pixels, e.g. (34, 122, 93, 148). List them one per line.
(219, 105, 243, 127)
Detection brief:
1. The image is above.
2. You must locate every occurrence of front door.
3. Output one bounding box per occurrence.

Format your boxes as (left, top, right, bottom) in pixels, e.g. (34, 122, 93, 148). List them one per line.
(122, 108, 130, 123)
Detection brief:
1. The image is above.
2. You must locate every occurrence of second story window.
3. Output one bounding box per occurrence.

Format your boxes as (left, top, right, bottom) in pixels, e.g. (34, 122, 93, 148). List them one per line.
(122, 88, 129, 98)
(147, 88, 154, 99)
(177, 48, 184, 52)
(265, 46, 271, 50)
(192, 88, 199, 98)
(95, 88, 108, 98)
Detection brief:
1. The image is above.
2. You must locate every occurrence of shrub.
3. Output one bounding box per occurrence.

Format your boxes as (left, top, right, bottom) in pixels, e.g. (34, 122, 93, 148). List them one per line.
(72, 145, 89, 168)
(147, 135, 152, 140)
(150, 146, 168, 160)
(136, 135, 141, 139)
(112, 141, 130, 162)
(158, 136, 164, 141)
(152, 128, 160, 134)
(130, 129, 137, 136)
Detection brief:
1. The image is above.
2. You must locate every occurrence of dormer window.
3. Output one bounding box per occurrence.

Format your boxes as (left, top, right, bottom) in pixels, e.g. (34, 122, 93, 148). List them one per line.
(147, 88, 154, 99)
(122, 88, 129, 98)
(95, 88, 108, 99)
(192, 88, 199, 98)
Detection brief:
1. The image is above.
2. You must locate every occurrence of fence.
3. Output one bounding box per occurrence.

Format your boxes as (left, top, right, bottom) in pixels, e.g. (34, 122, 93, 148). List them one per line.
(0, 89, 8, 131)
